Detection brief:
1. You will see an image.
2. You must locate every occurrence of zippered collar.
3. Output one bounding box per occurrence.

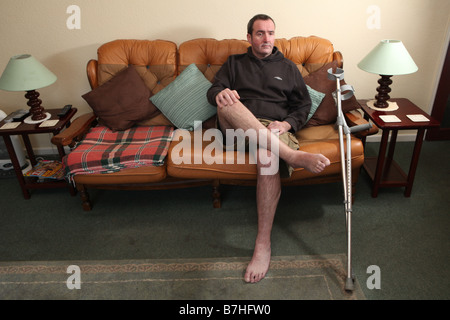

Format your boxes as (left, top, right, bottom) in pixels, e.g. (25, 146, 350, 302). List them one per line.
(247, 46, 284, 62)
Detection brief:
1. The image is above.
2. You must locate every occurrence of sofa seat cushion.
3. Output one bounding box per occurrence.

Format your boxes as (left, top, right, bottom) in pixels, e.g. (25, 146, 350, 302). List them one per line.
(295, 124, 340, 145)
(286, 138, 364, 182)
(166, 129, 364, 181)
(73, 164, 167, 185)
(166, 129, 256, 180)
(64, 125, 174, 182)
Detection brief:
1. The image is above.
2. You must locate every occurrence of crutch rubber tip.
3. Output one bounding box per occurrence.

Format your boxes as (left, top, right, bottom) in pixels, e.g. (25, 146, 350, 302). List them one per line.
(345, 278, 355, 291)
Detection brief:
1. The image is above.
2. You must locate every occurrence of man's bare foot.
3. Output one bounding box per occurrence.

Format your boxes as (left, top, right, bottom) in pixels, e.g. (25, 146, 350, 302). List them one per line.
(287, 151, 330, 174)
(244, 243, 271, 283)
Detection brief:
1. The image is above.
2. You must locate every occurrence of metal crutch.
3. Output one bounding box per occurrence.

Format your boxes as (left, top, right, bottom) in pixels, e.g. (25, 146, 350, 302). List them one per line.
(327, 68, 372, 291)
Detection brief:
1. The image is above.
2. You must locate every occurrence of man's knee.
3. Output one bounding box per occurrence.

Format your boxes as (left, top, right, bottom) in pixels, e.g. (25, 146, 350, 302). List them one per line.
(257, 149, 279, 176)
(217, 100, 241, 118)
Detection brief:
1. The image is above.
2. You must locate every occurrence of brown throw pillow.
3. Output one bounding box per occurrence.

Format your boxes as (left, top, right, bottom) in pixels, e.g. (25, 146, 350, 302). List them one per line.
(304, 61, 361, 127)
(82, 65, 160, 131)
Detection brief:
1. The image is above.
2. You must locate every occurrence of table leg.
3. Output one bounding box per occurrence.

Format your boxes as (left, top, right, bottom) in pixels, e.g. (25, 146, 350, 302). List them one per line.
(56, 145, 65, 157)
(361, 113, 370, 148)
(405, 129, 425, 197)
(372, 129, 390, 197)
(383, 129, 397, 173)
(55, 143, 76, 196)
(21, 134, 37, 166)
(2, 135, 30, 199)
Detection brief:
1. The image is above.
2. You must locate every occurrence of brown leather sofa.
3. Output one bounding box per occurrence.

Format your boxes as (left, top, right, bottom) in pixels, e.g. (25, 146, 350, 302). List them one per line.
(52, 36, 376, 211)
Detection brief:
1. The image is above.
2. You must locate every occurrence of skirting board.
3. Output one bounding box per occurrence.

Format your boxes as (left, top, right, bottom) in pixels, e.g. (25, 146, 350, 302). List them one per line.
(23, 146, 72, 156)
(365, 133, 419, 143)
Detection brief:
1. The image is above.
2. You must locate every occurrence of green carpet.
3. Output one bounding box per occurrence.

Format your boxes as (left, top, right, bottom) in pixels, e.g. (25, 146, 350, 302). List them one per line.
(0, 141, 449, 300)
(0, 254, 364, 300)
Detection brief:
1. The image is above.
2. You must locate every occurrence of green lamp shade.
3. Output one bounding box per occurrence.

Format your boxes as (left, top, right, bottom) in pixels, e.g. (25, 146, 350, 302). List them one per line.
(0, 54, 57, 91)
(358, 40, 418, 76)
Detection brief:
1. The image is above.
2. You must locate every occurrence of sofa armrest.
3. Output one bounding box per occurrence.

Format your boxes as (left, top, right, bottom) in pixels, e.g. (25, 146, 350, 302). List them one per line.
(87, 59, 98, 89)
(345, 109, 378, 138)
(51, 112, 97, 147)
(333, 51, 343, 68)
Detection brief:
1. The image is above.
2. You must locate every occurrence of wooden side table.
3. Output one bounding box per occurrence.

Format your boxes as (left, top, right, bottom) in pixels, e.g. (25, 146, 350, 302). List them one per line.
(360, 98, 440, 197)
(0, 108, 77, 199)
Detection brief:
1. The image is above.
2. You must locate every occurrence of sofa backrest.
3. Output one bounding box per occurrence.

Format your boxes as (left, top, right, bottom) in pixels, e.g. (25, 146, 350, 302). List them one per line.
(178, 38, 249, 82)
(95, 39, 178, 94)
(90, 36, 341, 92)
(178, 36, 339, 81)
(275, 36, 338, 76)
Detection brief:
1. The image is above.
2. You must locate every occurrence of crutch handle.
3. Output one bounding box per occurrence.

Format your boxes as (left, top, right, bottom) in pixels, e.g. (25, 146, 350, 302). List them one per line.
(350, 123, 372, 133)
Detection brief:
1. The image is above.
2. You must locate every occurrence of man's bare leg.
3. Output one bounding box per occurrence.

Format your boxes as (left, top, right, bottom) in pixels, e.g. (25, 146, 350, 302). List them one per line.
(217, 100, 330, 173)
(245, 150, 280, 283)
(217, 99, 330, 283)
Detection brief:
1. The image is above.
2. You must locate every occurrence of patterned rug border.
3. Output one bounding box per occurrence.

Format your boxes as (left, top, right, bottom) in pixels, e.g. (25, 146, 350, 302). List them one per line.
(0, 254, 343, 275)
(0, 254, 365, 300)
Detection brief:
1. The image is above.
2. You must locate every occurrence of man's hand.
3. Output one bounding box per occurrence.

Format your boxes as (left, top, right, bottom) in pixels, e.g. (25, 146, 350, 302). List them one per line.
(267, 120, 291, 135)
(216, 88, 240, 108)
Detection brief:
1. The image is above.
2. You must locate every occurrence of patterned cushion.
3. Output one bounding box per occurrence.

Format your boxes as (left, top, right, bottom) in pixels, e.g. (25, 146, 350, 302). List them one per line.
(150, 64, 217, 131)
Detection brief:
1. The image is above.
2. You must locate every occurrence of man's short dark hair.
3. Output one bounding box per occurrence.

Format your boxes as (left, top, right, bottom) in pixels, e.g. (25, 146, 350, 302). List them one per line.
(247, 14, 275, 35)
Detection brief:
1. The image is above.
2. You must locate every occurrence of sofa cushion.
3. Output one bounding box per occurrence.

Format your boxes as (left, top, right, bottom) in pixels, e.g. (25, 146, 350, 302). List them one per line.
(73, 165, 167, 185)
(178, 38, 250, 82)
(63, 125, 174, 181)
(304, 60, 361, 127)
(137, 113, 173, 127)
(295, 124, 339, 146)
(82, 65, 160, 131)
(178, 37, 336, 81)
(96, 39, 178, 93)
(166, 129, 364, 181)
(275, 36, 336, 77)
(150, 63, 217, 131)
(305, 84, 325, 123)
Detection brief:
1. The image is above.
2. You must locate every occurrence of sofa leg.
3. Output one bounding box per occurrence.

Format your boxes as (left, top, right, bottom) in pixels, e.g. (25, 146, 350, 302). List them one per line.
(212, 180, 221, 208)
(77, 184, 92, 211)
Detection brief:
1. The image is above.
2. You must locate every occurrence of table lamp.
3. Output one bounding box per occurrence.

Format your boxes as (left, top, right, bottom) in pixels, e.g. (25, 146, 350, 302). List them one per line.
(358, 40, 418, 111)
(0, 54, 57, 123)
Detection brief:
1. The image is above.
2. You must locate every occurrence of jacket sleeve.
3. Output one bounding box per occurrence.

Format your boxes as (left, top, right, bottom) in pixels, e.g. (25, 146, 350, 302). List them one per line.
(284, 69, 311, 132)
(207, 58, 233, 107)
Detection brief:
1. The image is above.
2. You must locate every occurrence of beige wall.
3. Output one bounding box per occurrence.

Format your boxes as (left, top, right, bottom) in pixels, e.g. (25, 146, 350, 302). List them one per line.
(1, 0, 449, 150)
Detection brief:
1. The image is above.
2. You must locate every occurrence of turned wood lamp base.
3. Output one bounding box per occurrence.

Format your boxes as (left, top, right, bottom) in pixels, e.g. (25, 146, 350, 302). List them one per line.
(25, 89, 48, 122)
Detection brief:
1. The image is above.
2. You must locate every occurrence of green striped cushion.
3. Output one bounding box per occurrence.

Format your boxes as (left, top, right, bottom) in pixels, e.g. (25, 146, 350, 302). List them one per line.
(150, 63, 216, 131)
(306, 84, 325, 123)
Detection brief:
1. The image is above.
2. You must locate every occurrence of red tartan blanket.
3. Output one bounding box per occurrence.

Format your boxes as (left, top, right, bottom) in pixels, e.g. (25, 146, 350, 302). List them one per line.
(63, 125, 174, 180)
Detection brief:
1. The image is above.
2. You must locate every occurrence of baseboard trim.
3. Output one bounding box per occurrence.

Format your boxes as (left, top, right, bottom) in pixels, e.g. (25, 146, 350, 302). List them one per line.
(28, 146, 71, 156)
(365, 133, 418, 143)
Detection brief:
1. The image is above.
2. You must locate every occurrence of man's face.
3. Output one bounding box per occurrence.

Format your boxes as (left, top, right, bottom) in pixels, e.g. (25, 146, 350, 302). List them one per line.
(247, 19, 275, 59)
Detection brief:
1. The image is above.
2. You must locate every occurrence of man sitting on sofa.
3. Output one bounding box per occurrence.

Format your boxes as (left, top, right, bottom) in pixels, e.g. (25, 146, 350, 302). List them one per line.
(207, 14, 331, 283)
